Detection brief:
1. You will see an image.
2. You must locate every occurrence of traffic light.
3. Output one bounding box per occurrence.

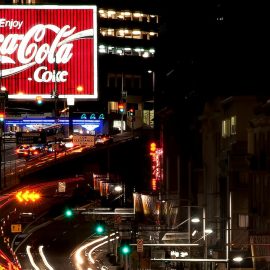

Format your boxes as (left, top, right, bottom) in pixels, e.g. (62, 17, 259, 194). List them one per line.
(120, 243, 131, 255)
(94, 220, 106, 235)
(36, 95, 43, 105)
(64, 208, 74, 218)
(0, 112, 5, 122)
(118, 103, 124, 113)
(128, 108, 134, 117)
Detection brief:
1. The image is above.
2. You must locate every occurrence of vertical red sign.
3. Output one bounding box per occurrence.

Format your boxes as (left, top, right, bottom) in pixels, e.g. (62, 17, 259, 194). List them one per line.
(0, 6, 97, 99)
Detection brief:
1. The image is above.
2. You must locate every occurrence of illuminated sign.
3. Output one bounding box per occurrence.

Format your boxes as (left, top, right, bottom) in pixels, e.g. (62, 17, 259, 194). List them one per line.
(149, 142, 163, 192)
(0, 6, 97, 100)
(80, 113, 105, 120)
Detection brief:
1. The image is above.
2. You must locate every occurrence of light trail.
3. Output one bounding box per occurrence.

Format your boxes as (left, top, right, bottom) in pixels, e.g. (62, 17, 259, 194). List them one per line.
(26, 245, 40, 270)
(38, 246, 54, 270)
(88, 235, 119, 264)
(74, 235, 109, 269)
(88, 233, 118, 264)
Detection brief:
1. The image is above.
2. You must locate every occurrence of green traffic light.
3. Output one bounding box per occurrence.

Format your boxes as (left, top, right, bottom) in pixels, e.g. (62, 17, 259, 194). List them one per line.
(120, 244, 131, 255)
(95, 224, 105, 234)
(65, 209, 73, 217)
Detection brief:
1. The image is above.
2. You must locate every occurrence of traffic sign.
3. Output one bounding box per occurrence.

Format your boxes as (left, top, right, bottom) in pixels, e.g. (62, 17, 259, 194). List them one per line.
(73, 135, 95, 147)
(137, 238, 143, 253)
(11, 224, 22, 233)
(58, 181, 66, 192)
(4, 237, 9, 243)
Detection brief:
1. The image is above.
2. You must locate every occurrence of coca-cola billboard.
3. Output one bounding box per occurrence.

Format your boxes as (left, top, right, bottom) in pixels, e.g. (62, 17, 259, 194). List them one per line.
(0, 6, 97, 99)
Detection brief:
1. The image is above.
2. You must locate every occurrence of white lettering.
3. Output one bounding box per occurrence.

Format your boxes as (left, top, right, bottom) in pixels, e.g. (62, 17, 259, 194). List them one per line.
(0, 18, 23, 29)
(33, 66, 68, 83)
(0, 23, 93, 79)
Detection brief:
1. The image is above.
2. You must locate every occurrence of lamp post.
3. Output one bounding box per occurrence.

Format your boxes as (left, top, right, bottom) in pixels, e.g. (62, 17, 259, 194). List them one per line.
(147, 70, 155, 128)
(0, 85, 8, 190)
(60, 86, 83, 137)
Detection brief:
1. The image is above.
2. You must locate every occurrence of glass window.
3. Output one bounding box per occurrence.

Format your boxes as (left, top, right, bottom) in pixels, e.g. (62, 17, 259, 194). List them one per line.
(231, 116, 236, 135)
(238, 214, 249, 228)
(222, 119, 230, 138)
(108, 101, 118, 113)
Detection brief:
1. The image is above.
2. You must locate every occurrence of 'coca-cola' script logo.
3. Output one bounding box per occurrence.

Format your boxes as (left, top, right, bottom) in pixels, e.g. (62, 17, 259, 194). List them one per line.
(0, 23, 94, 82)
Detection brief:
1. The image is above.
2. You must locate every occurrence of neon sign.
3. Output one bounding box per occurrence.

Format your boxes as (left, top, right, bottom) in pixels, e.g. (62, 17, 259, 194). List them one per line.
(0, 6, 97, 100)
(80, 113, 105, 120)
(150, 142, 163, 192)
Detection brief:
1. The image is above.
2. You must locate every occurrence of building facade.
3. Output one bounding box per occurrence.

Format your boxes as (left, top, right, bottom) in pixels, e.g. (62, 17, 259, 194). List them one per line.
(201, 96, 270, 268)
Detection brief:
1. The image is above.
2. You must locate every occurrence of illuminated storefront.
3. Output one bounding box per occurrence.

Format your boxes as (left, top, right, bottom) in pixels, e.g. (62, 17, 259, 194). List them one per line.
(4, 112, 106, 135)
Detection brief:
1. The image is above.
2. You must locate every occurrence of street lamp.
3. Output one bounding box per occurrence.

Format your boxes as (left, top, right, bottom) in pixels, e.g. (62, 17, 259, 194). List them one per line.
(62, 86, 84, 137)
(232, 255, 270, 269)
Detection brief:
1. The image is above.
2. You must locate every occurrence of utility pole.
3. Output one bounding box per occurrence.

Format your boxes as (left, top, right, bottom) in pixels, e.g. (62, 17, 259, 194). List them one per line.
(120, 72, 126, 134)
(0, 55, 2, 190)
(0, 91, 8, 189)
(0, 56, 4, 189)
(53, 55, 59, 121)
(53, 54, 58, 161)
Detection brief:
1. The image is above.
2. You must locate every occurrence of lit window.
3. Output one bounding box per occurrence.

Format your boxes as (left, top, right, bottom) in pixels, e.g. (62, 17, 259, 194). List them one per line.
(116, 49, 123, 55)
(222, 119, 230, 138)
(99, 45, 106, 53)
(108, 10, 116, 18)
(142, 52, 150, 58)
(231, 116, 236, 135)
(133, 12, 141, 17)
(117, 29, 125, 37)
(108, 101, 118, 113)
(98, 45, 155, 58)
(238, 214, 249, 228)
(107, 29, 114, 36)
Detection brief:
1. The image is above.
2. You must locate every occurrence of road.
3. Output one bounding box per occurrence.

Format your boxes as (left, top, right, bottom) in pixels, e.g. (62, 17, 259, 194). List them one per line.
(0, 176, 94, 269)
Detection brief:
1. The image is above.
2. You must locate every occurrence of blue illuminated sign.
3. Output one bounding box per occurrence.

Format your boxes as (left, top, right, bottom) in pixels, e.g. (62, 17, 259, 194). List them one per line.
(78, 113, 105, 120)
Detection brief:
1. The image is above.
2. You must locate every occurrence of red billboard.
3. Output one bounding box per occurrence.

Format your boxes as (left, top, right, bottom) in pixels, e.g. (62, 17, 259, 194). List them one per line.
(0, 6, 97, 100)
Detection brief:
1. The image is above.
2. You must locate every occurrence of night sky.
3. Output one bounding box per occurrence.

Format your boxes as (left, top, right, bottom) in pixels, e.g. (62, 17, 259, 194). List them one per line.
(157, 0, 269, 99)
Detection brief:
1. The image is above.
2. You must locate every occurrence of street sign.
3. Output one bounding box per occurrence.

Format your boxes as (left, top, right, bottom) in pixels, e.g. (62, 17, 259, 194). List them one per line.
(58, 182, 66, 193)
(4, 237, 9, 243)
(11, 224, 22, 233)
(73, 135, 95, 147)
(137, 239, 144, 253)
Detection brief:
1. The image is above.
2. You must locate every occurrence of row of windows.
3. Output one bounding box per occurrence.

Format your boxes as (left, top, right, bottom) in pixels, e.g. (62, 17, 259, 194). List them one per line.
(107, 73, 142, 89)
(99, 45, 155, 58)
(100, 28, 158, 40)
(99, 9, 159, 24)
(222, 116, 236, 138)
